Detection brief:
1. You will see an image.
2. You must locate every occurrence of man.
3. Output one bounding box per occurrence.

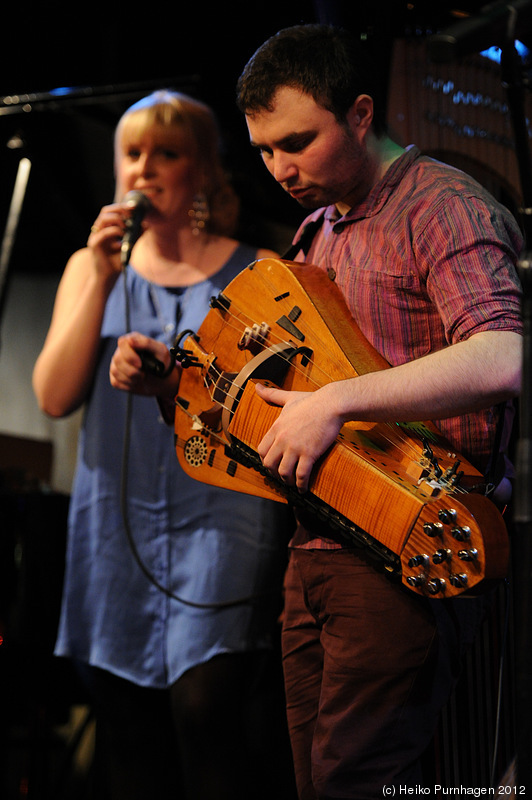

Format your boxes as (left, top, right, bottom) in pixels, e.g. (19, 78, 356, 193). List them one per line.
(236, 24, 523, 800)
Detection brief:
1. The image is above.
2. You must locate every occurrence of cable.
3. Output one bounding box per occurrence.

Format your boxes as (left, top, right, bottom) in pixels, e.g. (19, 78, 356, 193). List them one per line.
(118, 267, 281, 609)
(489, 578, 512, 787)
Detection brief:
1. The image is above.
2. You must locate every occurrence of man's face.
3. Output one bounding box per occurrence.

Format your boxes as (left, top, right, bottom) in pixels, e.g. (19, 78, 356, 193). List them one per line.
(246, 86, 371, 213)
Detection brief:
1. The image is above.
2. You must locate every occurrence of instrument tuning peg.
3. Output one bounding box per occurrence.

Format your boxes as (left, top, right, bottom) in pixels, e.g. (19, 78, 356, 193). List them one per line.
(406, 574, 427, 588)
(408, 554, 429, 568)
(449, 573, 469, 588)
(432, 548, 452, 564)
(438, 508, 457, 525)
(426, 578, 446, 595)
(423, 521, 444, 537)
(458, 548, 478, 561)
(452, 526, 471, 542)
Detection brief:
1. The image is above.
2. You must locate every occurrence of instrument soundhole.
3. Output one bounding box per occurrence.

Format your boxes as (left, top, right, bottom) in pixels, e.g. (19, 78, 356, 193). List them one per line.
(184, 435, 208, 467)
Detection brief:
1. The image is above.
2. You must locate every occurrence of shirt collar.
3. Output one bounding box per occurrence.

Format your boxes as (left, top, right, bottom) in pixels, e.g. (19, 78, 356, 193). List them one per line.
(324, 144, 421, 225)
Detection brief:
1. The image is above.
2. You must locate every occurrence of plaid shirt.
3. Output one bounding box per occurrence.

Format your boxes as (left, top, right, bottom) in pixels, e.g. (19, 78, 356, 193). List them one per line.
(291, 145, 523, 548)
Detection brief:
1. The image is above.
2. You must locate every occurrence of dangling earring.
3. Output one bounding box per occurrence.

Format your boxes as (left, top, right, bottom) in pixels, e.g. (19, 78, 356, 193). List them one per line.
(189, 192, 210, 236)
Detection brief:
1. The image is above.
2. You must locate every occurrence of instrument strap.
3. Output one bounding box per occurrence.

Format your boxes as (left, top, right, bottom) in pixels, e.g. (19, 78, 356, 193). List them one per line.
(282, 213, 325, 260)
(484, 401, 512, 498)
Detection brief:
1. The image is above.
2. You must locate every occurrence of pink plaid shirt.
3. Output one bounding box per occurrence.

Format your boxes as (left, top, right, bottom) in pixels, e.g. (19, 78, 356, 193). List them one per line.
(291, 145, 522, 548)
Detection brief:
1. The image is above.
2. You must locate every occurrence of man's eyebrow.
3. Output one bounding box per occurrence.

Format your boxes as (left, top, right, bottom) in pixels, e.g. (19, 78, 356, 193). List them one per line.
(250, 131, 312, 150)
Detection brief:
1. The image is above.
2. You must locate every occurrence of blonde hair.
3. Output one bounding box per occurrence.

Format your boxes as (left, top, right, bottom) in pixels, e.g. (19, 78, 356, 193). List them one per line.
(114, 90, 238, 234)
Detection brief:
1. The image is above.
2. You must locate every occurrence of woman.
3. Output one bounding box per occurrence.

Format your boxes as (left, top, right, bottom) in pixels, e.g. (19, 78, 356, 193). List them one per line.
(33, 91, 294, 799)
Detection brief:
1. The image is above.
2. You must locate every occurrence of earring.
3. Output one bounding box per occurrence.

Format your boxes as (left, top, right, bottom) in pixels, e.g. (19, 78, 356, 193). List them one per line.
(188, 192, 210, 236)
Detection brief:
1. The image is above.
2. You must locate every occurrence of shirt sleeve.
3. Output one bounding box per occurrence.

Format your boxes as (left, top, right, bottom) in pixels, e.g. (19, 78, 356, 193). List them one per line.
(414, 192, 523, 344)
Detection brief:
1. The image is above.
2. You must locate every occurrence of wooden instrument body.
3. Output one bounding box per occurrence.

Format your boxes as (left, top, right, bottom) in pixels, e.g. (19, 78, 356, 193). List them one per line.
(173, 258, 509, 598)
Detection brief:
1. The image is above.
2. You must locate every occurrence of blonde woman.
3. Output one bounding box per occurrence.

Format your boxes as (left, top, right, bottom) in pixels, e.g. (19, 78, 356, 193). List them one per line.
(33, 91, 294, 800)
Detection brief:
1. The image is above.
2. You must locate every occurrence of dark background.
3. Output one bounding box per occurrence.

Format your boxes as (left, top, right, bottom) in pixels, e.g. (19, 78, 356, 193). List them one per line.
(0, 5, 528, 795)
(0, 0, 527, 280)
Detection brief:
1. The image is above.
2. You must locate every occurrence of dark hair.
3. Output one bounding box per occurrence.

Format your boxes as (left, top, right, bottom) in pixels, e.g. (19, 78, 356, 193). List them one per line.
(236, 24, 387, 135)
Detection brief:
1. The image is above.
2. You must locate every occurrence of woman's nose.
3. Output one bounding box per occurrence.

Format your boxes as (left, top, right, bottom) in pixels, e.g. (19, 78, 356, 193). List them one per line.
(137, 152, 156, 176)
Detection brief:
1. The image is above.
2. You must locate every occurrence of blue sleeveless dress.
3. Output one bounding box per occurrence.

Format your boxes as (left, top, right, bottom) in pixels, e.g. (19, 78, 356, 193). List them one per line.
(55, 245, 290, 688)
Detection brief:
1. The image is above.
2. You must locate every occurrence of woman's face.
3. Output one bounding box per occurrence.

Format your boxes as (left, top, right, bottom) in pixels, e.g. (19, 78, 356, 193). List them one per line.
(117, 122, 200, 225)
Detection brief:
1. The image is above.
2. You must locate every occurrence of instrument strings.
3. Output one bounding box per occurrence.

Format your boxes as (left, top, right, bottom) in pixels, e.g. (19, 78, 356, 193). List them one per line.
(177, 291, 469, 494)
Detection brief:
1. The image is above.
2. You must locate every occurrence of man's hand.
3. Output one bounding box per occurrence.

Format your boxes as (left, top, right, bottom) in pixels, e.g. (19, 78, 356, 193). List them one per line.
(255, 330, 523, 493)
(255, 382, 344, 492)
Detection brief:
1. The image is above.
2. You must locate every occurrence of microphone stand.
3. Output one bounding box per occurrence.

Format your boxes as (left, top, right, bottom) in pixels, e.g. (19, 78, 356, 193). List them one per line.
(0, 75, 199, 344)
(0, 136, 31, 351)
(0, 75, 199, 118)
(429, 2, 532, 785)
(502, 38, 532, 793)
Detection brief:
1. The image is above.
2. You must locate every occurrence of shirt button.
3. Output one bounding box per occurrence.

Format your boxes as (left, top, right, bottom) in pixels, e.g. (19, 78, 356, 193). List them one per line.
(327, 268, 336, 281)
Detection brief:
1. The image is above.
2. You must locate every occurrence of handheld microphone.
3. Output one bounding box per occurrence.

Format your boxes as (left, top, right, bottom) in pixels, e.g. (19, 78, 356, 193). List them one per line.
(121, 190, 152, 267)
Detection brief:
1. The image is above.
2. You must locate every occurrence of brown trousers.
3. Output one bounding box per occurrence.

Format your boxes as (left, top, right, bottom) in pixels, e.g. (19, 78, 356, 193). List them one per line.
(281, 547, 487, 800)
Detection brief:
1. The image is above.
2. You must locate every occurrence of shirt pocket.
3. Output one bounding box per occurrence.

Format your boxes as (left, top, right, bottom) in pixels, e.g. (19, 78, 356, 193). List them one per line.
(346, 269, 443, 364)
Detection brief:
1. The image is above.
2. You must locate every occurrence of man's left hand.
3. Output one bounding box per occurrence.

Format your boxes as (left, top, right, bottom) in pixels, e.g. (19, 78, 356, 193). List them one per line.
(255, 382, 343, 492)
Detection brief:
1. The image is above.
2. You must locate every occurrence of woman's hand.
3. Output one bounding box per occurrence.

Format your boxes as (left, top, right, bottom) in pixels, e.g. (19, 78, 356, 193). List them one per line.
(87, 200, 139, 280)
(109, 332, 180, 397)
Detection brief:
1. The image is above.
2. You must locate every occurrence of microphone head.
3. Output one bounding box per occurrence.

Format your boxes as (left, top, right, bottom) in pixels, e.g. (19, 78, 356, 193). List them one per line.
(120, 191, 152, 266)
(123, 190, 152, 214)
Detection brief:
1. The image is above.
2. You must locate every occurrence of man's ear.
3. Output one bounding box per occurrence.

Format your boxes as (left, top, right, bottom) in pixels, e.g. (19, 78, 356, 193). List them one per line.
(347, 94, 373, 133)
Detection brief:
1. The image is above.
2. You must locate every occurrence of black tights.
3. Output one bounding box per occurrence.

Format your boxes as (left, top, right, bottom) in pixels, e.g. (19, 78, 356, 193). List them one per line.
(82, 652, 296, 800)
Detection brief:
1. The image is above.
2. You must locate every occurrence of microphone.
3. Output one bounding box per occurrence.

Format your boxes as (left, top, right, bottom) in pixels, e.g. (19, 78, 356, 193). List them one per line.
(428, 0, 532, 63)
(120, 190, 152, 267)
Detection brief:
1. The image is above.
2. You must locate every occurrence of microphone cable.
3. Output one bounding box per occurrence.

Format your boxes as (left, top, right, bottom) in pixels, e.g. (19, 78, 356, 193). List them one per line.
(118, 264, 283, 610)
